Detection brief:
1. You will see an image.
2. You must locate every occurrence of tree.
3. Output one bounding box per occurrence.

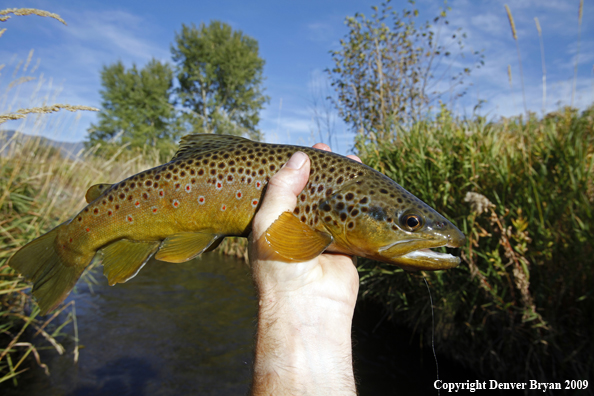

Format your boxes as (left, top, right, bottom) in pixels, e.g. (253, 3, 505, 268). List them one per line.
(327, 0, 483, 143)
(171, 21, 268, 140)
(87, 59, 182, 157)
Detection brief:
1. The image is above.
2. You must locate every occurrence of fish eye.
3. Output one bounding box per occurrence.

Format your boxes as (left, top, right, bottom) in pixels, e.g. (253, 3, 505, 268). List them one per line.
(400, 214, 423, 231)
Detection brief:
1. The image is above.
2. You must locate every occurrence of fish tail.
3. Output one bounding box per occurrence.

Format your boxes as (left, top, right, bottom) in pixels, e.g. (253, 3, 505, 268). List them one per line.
(7, 223, 94, 315)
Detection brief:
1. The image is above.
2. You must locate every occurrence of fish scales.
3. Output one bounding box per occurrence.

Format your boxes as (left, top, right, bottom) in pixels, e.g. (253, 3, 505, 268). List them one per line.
(8, 134, 466, 314)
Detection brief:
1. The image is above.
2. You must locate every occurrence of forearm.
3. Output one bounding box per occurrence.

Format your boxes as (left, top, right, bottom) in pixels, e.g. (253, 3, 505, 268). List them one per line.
(251, 290, 357, 395)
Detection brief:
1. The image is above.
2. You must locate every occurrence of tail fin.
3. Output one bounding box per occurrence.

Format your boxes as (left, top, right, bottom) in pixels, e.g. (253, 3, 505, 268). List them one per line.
(7, 223, 94, 315)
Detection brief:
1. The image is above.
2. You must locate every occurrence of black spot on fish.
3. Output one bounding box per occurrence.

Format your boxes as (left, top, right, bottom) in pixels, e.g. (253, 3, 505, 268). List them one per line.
(368, 206, 386, 221)
(380, 188, 388, 194)
(198, 169, 204, 176)
(340, 213, 347, 222)
(345, 193, 354, 201)
(294, 207, 300, 215)
(210, 169, 216, 175)
(351, 209, 359, 216)
(348, 221, 355, 229)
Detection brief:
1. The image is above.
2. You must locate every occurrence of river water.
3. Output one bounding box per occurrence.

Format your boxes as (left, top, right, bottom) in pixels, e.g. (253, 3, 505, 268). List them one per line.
(2, 253, 476, 395)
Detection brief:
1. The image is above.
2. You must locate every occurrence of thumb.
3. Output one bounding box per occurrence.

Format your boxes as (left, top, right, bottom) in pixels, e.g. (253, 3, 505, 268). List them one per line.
(251, 151, 310, 241)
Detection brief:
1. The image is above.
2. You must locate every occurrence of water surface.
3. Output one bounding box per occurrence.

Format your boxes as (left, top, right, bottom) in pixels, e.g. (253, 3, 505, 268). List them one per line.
(2, 253, 477, 395)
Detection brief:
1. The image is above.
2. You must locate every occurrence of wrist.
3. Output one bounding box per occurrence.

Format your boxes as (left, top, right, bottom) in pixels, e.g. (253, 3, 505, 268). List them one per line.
(252, 291, 356, 395)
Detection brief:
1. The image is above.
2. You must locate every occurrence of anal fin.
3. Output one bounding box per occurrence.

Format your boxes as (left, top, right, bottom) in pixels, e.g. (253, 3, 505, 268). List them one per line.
(155, 232, 221, 263)
(263, 212, 333, 262)
(101, 240, 159, 286)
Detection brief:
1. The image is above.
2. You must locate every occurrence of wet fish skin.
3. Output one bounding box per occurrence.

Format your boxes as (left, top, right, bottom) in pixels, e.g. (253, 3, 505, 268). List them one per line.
(8, 134, 465, 314)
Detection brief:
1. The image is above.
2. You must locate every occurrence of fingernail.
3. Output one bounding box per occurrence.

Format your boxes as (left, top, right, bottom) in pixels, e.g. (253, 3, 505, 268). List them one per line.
(285, 152, 307, 169)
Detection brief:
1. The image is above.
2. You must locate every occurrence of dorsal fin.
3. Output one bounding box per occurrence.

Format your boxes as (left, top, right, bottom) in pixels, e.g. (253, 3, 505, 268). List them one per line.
(171, 133, 253, 161)
(85, 183, 113, 203)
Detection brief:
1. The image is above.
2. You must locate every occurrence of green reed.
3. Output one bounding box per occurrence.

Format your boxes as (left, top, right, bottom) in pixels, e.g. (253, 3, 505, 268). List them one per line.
(356, 105, 594, 385)
(0, 134, 165, 385)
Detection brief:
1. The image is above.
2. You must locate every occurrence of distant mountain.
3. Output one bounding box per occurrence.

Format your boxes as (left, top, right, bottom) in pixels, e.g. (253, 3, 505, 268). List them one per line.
(0, 130, 85, 160)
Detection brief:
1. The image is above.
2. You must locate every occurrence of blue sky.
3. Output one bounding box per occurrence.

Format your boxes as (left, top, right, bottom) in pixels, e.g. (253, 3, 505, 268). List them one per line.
(1, 0, 593, 155)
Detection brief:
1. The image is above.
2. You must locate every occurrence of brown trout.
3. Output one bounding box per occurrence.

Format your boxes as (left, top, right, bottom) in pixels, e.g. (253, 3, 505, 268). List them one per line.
(8, 134, 465, 314)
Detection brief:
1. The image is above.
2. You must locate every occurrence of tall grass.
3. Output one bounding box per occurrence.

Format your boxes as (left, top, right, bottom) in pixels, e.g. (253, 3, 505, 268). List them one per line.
(0, 133, 166, 385)
(356, 106, 594, 385)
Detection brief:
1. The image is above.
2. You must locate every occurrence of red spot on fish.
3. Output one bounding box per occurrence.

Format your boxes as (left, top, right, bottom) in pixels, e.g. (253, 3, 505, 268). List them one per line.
(151, 206, 158, 214)
(159, 190, 164, 197)
(252, 199, 259, 207)
(256, 181, 262, 189)
(135, 201, 140, 207)
(108, 210, 113, 216)
(236, 190, 242, 199)
(127, 215, 133, 223)
(216, 182, 223, 190)
(69, 238, 73, 243)
(221, 204, 226, 211)
(93, 208, 99, 215)
(85, 228, 90, 232)
(172, 199, 180, 208)
(198, 196, 205, 205)
(185, 184, 192, 193)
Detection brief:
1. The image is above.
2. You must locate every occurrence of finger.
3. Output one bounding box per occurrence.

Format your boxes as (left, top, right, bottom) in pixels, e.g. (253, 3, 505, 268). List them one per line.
(251, 152, 310, 241)
(347, 154, 362, 163)
(312, 143, 330, 152)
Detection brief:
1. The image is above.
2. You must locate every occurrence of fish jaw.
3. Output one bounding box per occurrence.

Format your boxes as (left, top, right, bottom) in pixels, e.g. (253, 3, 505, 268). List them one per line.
(387, 248, 461, 271)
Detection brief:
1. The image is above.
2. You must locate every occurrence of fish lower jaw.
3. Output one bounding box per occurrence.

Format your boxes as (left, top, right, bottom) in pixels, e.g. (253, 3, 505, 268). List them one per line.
(408, 248, 459, 262)
(384, 247, 461, 271)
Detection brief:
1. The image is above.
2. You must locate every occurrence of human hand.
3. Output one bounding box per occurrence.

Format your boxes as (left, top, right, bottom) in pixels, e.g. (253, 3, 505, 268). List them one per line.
(249, 144, 360, 396)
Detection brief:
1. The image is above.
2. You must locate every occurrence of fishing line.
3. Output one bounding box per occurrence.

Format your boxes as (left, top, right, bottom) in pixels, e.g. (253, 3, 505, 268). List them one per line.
(423, 276, 439, 396)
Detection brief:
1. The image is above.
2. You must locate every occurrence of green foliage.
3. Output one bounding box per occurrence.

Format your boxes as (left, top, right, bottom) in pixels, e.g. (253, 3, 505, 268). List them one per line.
(171, 21, 269, 140)
(328, 0, 483, 142)
(356, 106, 594, 384)
(87, 59, 182, 160)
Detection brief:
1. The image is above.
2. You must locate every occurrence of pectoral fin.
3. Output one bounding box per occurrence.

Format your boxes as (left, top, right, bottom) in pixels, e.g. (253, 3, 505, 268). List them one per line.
(155, 232, 221, 263)
(85, 183, 113, 203)
(263, 212, 333, 262)
(101, 240, 160, 286)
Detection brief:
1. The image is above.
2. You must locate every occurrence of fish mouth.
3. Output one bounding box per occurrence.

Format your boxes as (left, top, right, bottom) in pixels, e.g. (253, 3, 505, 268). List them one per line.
(377, 239, 461, 271)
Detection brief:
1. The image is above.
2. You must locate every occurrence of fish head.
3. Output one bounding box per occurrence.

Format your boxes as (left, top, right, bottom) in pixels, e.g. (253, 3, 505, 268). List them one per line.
(318, 177, 465, 271)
